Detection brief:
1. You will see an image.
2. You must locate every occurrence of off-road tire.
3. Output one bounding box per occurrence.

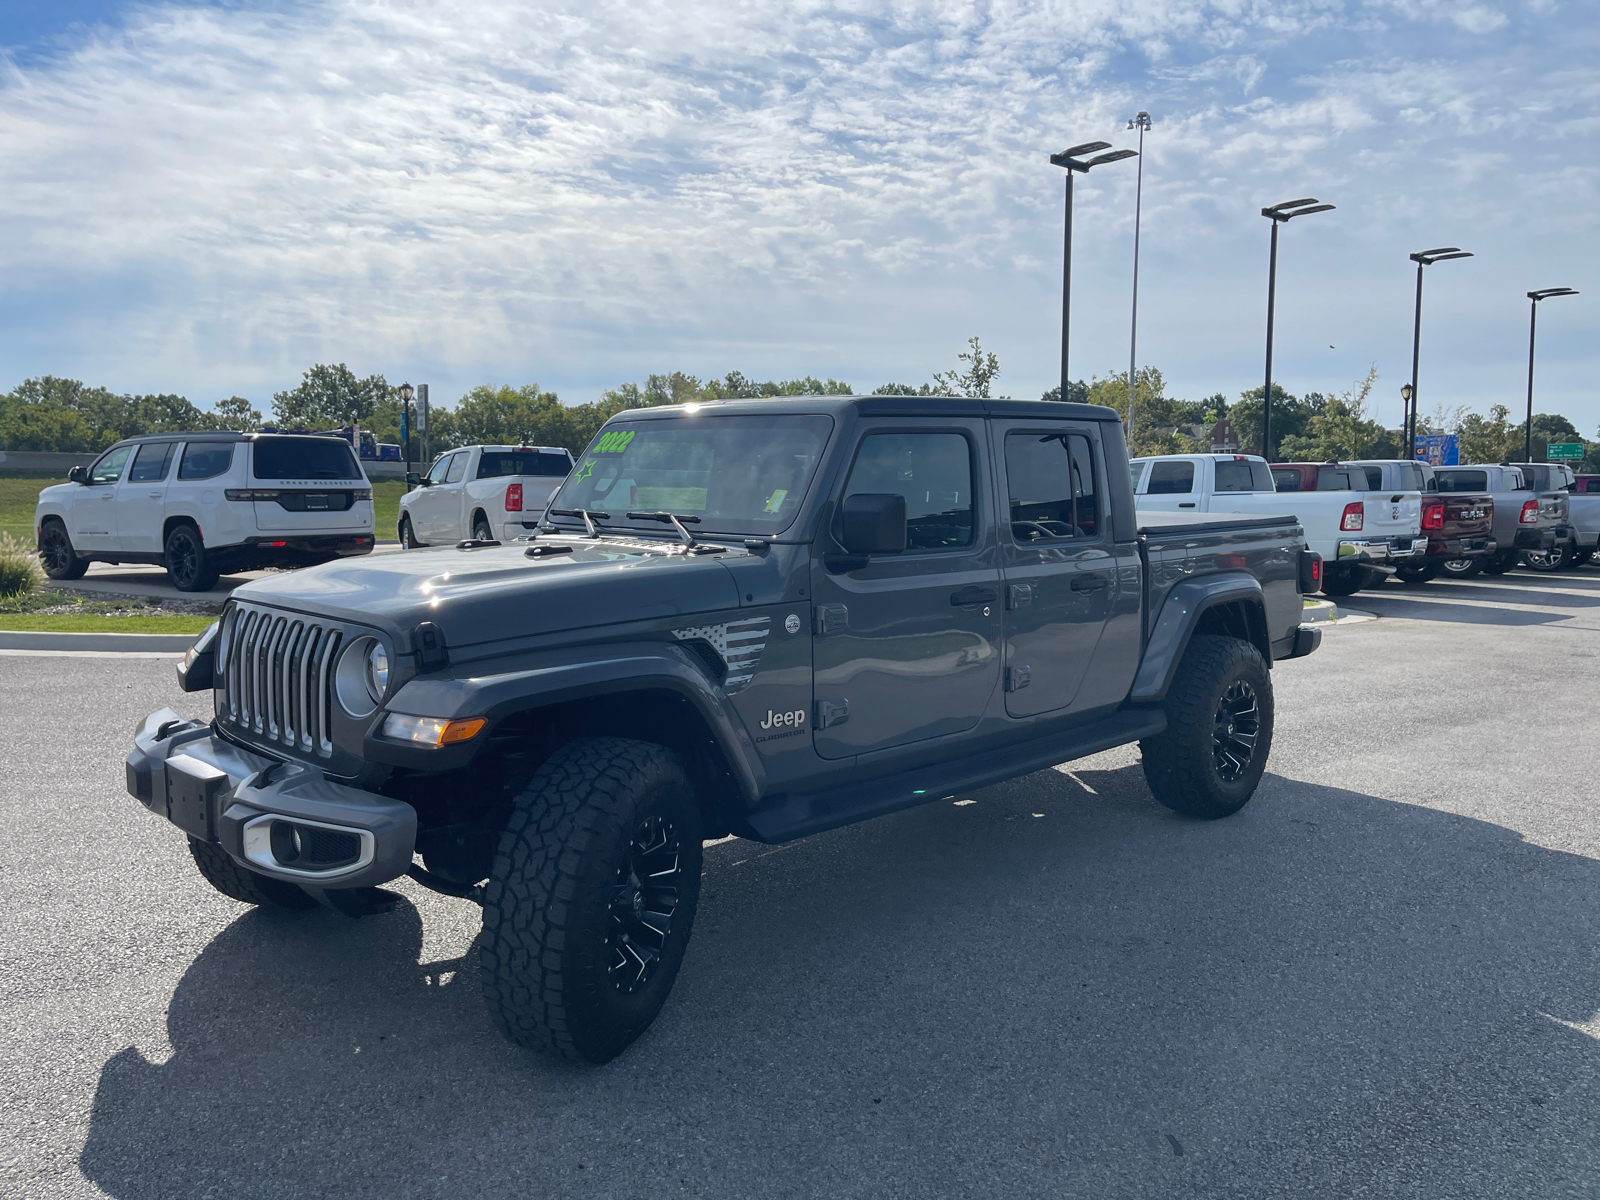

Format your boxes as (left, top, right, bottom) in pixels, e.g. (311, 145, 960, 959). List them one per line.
(1140, 635, 1273, 820)
(165, 523, 219, 592)
(38, 519, 89, 580)
(1319, 565, 1364, 597)
(399, 516, 421, 548)
(186, 837, 316, 909)
(472, 516, 494, 543)
(1481, 550, 1516, 575)
(480, 737, 703, 1064)
(1439, 557, 1482, 579)
(1394, 562, 1438, 586)
(1571, 548, 1595, 569)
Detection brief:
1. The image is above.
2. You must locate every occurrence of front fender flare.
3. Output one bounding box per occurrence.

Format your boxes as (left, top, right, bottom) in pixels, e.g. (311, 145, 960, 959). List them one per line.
(378, 642, 767, 803)
(1129, 574, 1266, 704)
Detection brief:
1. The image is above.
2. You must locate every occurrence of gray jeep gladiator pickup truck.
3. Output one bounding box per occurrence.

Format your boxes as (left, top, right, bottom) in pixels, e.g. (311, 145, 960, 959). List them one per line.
(127, 396, 1322, 1062)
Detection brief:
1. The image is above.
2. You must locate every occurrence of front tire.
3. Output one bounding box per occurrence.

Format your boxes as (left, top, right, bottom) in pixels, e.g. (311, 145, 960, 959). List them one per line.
(38, 520, 89, 580)
(480, 737, 704, 1063)
(399, 516, 422, 548)
(1481, 550, 1516, 575)
(1140, 635, 1274, 820)
(187, 837, 316, 909)
(1319, 565, 1365, 597)
(1394, 562, 1437, 586)
(164, 523, 219, 592)
(1439, 556, 1482, 579)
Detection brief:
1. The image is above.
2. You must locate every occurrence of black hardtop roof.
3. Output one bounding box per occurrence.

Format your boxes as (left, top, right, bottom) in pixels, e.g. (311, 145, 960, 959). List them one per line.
(607, 395, 1121, 423)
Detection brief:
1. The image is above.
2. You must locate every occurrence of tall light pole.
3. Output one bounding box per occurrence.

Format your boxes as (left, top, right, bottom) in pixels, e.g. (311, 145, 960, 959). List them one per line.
(1049, 140, 1138, 401)
(1405, 247, 1473, 457)
(1125, 111, 1152, 440)
(1524, 288, 1579, 463)
(1260, 197, 1334, 460)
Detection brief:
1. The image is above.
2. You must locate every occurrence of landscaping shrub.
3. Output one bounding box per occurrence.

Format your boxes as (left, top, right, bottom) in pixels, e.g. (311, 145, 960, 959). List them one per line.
(0, 533, 44, 600)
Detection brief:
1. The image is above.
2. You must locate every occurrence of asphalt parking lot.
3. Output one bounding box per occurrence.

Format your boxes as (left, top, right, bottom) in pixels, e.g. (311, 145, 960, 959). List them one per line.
(3, 568, 1599, 1199)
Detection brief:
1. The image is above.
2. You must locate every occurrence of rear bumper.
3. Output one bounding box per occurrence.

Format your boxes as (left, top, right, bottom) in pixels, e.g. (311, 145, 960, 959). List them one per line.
(126, 708, 415, 890)
(1337, 536, 1427, 564)
(1274, 624, 1322, 660)
(239, 534, 375, 559)
(1513, 525, 1575, 552)
(498, 516, 546, 541)
(1425, 535, 1495, 559)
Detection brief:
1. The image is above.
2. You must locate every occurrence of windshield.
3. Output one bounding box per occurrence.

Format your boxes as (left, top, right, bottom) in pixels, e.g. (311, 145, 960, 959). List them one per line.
(549, 414, 834, 535)
(253, 436, 361, 481)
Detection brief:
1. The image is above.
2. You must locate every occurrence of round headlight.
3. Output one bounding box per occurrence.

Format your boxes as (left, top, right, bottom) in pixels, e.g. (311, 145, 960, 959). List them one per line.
(334, 637, 385, 718)
(367, 642, 389, 697)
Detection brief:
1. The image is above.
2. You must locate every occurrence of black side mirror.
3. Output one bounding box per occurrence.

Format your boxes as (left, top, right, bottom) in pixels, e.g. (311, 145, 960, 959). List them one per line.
(405, 472, 421, 487)
(175, 620, 220, 693)
(68, 465, 89, 484)
(840, 493, 907, 555)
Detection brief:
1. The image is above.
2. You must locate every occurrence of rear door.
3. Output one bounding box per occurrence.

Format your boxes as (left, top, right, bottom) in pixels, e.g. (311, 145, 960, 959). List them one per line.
(249, 437, 371, 535)
(993, 419, 1115, 717)
(809, 420, 1001, 759)
(1133, 459, 1200, 511)
(115, 441, 177, 552)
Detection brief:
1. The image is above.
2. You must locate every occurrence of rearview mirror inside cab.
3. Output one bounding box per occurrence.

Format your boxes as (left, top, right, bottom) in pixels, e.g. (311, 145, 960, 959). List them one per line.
(840, 493, 907, 556)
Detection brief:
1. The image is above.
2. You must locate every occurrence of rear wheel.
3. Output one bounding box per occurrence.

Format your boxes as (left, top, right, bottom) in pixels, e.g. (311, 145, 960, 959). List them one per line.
(187, 837, 316, 909)
(38, 519, 89, 580)
(1394, 562, 1437, 586)
(1522, 545, 1571, 572)
(164, 523, 219, 592)
(1319, 565, 1365, 597)
(1571, 547, 1595, 568)
(472, 516, 494, 543)
(1140, 635, 1273, 820)
(1439, 556, 1482, 579)
(480, 737, 703, 1063)
(1481, 550, 1516, 575)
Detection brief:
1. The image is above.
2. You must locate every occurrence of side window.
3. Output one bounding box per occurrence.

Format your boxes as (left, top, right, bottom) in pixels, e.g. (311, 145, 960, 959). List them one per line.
(425, 454, 453, 484)
(128, 442, 176, 483)
(178, 442, 235, 481)
(90, 444, 133, 483)
(1214, 460, 1259, 492)
(1128, 461, 1147, 492)
(1271, 468, 1301, 492)
(444, 453, 468, 484)
(843, 432, 973, 550)
(1146, 461, 1193, 495)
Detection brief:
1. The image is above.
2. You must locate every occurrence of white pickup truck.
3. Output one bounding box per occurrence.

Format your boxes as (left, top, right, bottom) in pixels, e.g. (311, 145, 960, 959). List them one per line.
(1131, 453, 1424, 597)
(398, 445, 574, 547)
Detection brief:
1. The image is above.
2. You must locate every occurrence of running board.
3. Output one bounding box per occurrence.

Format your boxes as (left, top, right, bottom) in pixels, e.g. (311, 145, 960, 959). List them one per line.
(742, 708, 1166, 844)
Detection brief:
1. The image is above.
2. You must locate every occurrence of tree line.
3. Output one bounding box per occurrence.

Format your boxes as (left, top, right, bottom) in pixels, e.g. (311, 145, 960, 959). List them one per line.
(4, 340, 1597, 472)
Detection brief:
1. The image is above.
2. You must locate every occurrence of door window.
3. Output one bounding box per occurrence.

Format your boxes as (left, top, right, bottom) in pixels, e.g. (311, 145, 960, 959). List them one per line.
(444, 453, 468, 484)
(425, 454, 453, 484)
(1146, 460, 1194, 495)
(128, 442, 176, 483)
(90, 445, 133, 483)
(843, 433, 973, 549)
(1004, 432, 1099, 542)
(1271, 468, 1302, 492)
(1214, 460, 1268, 492)
(178, 443, 235, 480)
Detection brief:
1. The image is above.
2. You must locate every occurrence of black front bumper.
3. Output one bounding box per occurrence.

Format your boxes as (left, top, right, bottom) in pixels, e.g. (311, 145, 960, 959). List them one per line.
(127, 708, 415, 890)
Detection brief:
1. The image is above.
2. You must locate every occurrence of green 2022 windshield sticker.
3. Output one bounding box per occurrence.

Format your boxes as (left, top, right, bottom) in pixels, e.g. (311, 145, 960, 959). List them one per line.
(594, 429, 636, 454)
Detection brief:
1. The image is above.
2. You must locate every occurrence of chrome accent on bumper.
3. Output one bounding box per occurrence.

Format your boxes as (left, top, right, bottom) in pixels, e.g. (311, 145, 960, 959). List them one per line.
(1337, 536, 1426, 563)
(240, 812, 378, 881)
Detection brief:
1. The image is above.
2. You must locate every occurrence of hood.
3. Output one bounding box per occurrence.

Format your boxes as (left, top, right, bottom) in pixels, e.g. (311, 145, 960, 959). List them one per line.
(233, 538, 743, 649)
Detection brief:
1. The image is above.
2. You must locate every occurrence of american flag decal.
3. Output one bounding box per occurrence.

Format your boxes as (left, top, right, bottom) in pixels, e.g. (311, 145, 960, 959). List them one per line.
(672, 616, 770, 693)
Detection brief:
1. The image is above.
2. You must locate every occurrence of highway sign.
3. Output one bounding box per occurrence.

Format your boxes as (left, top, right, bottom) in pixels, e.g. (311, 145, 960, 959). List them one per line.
(1548, 442, 1584, 460)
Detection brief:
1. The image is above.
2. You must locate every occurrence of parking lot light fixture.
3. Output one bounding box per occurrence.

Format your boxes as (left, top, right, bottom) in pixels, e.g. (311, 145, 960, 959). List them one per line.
(1125, 111, 1153, 439)
(1049, 141, 1139, 399)
(1260, 198, 1335, 460)
(1524, 288, 1580, 462)
(398, 382, 415, 477)
(1404, 248, 1474, 457)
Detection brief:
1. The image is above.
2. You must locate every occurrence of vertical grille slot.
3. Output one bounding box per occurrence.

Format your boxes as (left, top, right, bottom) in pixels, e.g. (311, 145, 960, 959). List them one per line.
(222, 602, 346, 759)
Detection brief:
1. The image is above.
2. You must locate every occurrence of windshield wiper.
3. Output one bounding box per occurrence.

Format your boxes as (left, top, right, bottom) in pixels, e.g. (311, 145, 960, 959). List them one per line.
(627, 510, 701, 548)
(547, 508, 611, 538)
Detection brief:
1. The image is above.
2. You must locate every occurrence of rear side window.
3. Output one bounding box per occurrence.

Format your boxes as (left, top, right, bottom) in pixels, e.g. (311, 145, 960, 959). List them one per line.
(477, 451, 572, 479)
(1146, 461, 1194, 495)
(1004, 432, 1100, 542)
(844, 432, 973, 550)
(128, 442, 176, 483)
(178, 442, 234, 481)
(1215, 460, 1268, 492)
(1362, 466, 1383, 489)
(1398, 463, 1425, 490)
(90, 444, 133, 483)
(1128, 461, 1147, 491)
(1435, 470, 1487, 493)
(253, 437, 360, 481)
(1317, 468, 1360, 490)
(1271, 468, 1302, 492)
(445, 454, 468, 484)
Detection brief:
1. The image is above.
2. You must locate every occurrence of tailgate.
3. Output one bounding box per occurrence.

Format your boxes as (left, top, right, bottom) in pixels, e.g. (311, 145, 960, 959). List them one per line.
(1441, 495, 1493, 538)
(517, 477, 564, 514)
(253, 489, 374, 532)
(1361, 492, 1421, 538)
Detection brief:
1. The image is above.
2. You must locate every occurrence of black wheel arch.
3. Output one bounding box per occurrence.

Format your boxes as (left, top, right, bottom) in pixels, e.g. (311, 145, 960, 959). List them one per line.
(1129, 575, 1272, 705)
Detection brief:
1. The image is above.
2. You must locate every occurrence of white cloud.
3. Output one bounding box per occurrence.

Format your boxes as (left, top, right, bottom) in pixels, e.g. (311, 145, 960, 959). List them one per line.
(0, 0, 1595, 426)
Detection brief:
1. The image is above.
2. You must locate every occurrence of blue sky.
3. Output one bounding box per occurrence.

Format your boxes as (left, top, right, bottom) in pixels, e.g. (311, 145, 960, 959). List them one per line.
(1, 0, 1596, 435)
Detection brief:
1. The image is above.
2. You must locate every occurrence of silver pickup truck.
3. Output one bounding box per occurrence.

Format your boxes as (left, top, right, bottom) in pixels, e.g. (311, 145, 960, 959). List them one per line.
(1567, 475, 1600, 568)
(1432, 464, 1574, 575)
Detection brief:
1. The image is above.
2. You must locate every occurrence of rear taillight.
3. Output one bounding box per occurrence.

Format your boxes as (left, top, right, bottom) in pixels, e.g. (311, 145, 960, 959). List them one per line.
(1298, 549, 1322, 593)
(505, 483, 523, 512)
(1422, 502, 1444, 531)
(1340, 502, 1364, 532)
(1520, 499, 1539, 525)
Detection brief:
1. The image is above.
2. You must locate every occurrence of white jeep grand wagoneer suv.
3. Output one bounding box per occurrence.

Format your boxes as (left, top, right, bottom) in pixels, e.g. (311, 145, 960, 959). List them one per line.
(33, 432, 376, 591)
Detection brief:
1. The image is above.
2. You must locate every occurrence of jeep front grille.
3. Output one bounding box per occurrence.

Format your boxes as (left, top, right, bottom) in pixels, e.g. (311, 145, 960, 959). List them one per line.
(221, 602, 343, 757)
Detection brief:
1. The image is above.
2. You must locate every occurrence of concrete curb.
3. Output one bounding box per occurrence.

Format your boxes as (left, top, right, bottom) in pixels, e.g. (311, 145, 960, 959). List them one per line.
(0, 630, 196, 653)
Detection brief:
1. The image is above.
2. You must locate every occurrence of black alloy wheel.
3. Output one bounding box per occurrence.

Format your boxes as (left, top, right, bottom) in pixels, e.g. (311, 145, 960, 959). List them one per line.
(607, 816, 685, 995)
(164, 523, 219, 592)
(38, 521, 88, 580)
(1211, 679, 1261, 783)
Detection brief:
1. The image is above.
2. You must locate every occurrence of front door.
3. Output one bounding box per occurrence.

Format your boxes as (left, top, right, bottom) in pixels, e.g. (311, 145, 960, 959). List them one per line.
(810, 420, 1002, 760)
(409, 452, 461, 542)
(993, 420, 1116, 718)
(72, 444, 133, 551)
(116, 441, 177, 553)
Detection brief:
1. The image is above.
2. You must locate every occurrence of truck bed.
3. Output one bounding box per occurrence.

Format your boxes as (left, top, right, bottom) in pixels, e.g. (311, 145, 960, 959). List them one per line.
(1136, 510, 1301, 537)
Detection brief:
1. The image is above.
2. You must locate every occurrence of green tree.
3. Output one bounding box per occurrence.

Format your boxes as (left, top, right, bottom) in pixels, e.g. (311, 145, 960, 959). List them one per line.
(1277, 368, 1396, 461)
(1456, 405, 1518, 465)
(271, 364, 396, 432)
(0, 376, 222, 451)
(212, 396, 262, 431)
(930, 336, 1000, 398)
(1039, 380, 1088, 404)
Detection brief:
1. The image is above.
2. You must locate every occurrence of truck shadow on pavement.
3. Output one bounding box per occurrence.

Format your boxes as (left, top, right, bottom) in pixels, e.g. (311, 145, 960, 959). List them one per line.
(80, 766, 1600, 1199)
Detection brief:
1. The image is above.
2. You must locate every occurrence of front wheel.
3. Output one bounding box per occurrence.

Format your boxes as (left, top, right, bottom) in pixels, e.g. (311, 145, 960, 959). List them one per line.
(1394, 563, 1437, 586)
(1319, 565, 1365, 597)
(1571, 547, 1595, 569)
(165, 523, 219, 592)
(1439, 557, 1482, 579)
(398, 516, 422, 548)
(38, 520, 89, 580)
(480, 737, 703, 1063)
(1481, 550, 1516, 576)
(1140, 635, 1274, 819)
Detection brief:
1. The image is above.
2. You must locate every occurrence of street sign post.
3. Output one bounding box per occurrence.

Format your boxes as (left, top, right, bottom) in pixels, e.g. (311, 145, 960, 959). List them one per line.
(1548, 442, 1584, 460)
